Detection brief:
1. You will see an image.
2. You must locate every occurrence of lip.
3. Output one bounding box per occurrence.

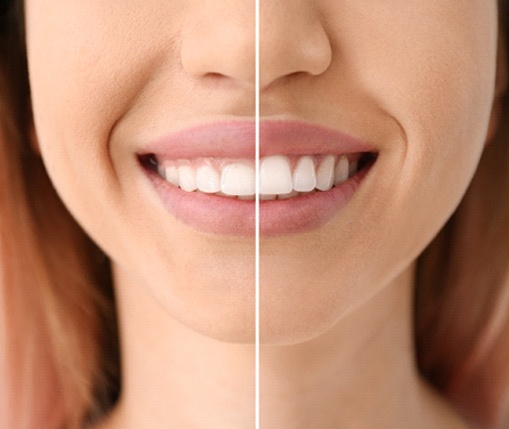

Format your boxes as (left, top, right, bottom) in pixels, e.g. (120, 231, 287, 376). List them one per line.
(138, 120, 376, 236)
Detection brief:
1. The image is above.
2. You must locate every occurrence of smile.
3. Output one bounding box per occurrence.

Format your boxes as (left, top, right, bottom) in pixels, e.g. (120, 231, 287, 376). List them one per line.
(138, 120, 377, 235)
(143, 152, 375, 200)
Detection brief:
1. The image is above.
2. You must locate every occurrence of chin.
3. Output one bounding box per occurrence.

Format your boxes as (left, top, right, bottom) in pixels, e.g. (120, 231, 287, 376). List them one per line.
(259, 308, 347, 346)
(180, 316, 337, 346)
(182, 314, 257, 344)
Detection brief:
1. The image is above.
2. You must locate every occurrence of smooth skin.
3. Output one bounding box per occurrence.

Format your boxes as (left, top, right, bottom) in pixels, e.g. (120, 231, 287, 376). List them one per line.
(25, 0, 500, 427)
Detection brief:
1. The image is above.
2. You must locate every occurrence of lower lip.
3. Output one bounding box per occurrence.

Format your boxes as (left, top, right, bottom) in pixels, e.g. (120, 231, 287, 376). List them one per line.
(142, 164, 372, 236)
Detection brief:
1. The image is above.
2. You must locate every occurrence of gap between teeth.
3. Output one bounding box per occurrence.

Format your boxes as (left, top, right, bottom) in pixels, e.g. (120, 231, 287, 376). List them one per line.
(155, 154, 359, 200)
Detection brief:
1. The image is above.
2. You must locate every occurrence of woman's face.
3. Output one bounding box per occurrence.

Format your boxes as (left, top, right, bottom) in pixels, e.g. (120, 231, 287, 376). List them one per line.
(25, 1, 500, 342)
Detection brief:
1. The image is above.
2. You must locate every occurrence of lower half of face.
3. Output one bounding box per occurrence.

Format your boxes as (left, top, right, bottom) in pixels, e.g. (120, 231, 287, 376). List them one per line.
(25, 0, 499, 343)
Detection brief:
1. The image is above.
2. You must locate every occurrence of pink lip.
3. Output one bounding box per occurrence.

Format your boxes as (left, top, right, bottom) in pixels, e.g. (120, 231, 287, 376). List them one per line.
(139, 120, 376, 236)
(142, 120, 373, 159)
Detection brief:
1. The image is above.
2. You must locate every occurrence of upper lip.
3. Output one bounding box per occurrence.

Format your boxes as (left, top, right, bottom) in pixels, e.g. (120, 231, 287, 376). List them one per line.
(139, 120, 375, 159)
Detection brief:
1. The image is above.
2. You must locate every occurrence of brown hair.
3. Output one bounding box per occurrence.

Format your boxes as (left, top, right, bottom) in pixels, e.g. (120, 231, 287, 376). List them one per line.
(1, 1, 509, 428)
(415, 2, 509, 428)
(0, 2, 118, 428)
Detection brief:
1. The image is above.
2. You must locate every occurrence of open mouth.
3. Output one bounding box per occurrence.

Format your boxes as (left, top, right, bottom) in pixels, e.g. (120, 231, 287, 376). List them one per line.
(136, 120, 378, 235)
(139, 152, 377, 201)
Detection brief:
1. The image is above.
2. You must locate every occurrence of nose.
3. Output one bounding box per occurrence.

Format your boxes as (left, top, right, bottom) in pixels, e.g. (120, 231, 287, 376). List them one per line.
(180, 1, 332, 90)
(259, 1, 332, 89)
(180, 3, 256, 88)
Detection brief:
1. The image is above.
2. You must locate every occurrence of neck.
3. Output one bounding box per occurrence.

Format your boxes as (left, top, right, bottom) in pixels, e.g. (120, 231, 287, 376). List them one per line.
(101, 263, 458, 429)
(103, 263, 255, 429)
(259, 265, 421, 428)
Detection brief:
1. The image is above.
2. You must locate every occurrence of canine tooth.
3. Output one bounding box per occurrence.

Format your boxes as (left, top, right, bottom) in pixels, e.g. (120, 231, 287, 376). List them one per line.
(165, 166, 179, 186)
(316, 155, 335, 191)
(221, 163, 255, 196)
(293, 156, 316, 192)
(178, 165, 197, 192)
(334, 155, 349, 185)
(260, 155, 292, 195)
(196, 165, 221, 193)
(349, 159, 358, 177)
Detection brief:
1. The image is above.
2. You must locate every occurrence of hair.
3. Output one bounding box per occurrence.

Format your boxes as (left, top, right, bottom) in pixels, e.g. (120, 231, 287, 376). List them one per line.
(1, 1, 509, 428)
(0, 2, 119, 428)
(415, 2, 509, 428)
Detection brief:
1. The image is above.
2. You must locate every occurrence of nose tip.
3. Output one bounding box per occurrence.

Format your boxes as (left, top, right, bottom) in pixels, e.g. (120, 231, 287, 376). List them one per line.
(180, 17, 256, 89)
(180, 3, 332, 90)
(259, 21, 332, 90)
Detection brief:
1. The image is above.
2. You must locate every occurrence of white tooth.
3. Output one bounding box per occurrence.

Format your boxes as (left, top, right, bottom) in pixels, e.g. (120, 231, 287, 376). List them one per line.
(165, 166, 179, 186)
(196, 165, 221, 193)
(260, 194, 277, 200)
(178, 165, 197, 192)
(334, 156, 349, 185)
(278, 190, 300, 200)
(293, 156, 316, 192)
(349, 159, 358, 177)
(221, 163, 255, 196)
(316, 155, 335, 191)
(260, 155, 293, 195)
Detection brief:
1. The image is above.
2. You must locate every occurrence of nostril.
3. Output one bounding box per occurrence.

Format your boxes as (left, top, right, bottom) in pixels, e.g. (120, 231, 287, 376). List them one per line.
(205, 72, 226, 79)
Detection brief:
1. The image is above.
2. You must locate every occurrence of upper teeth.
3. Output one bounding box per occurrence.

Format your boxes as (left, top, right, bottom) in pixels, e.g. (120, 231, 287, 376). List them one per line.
(155, 154, 359, 200)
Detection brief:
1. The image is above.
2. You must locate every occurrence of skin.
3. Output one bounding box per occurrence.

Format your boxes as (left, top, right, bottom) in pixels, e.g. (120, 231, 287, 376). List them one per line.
(24, 0, 501, 427)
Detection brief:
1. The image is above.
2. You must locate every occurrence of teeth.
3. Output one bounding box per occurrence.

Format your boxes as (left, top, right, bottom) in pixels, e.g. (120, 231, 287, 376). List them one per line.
(165, 166, 179, 186)
(154, 154, 362, 199)
(178, 165, 197, 192)
(221, 163, 256, 196)
(293, 156, 316, 192)
(260, 194, 277, 201)
(334, 155, 349, 186)
(278, 190, 300, 200)
(316, 155, 335, 191)
(260, 156, 293, 195)
(196, 165, 221, 193)
(157, 164, 166, 180)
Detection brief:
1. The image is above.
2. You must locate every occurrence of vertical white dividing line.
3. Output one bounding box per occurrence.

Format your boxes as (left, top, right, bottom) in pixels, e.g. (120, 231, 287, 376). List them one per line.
(255, 0, 261, 426)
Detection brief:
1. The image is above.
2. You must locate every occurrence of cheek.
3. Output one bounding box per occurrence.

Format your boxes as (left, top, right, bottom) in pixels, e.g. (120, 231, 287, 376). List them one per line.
(336, 1, 498, 144)
(25, 2, 259, 340)
(377, 9, 497, 258)
(336, 0, 498, 256)
(258, 2, 499, 342)
(24, 1, 181, 252)
(26, 1, 178, 157)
